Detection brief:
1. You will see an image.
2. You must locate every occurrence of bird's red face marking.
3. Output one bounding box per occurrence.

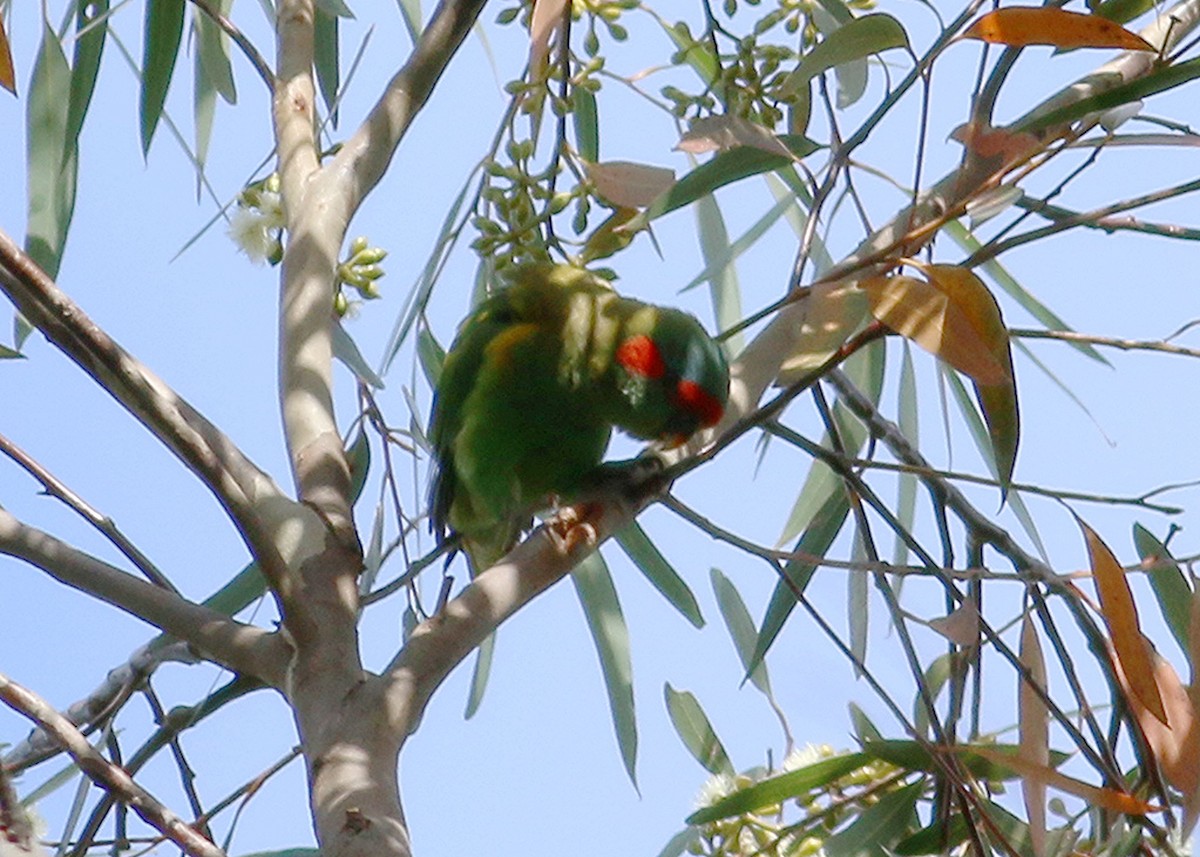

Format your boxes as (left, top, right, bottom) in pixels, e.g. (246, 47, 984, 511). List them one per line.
(616, 335, 666, 379)
(675, 379, 724, 428)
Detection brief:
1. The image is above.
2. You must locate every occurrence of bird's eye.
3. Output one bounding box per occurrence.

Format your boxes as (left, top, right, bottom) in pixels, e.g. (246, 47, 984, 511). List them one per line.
(675, 379, 724, 428)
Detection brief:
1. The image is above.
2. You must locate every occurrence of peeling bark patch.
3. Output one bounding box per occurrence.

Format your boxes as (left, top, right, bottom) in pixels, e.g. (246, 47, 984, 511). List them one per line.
(342, 808, 371, 834)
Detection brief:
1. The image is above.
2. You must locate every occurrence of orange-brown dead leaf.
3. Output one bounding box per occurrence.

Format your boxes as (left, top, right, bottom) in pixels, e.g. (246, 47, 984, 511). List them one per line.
(1019, 613, 1049, 857)
(1110, 646, 1200, 799)
(962, 7, 1154, 51)
(950, 121, 1042, 168)
(1081, 519, 1168, 725)
(0, 12, 15, 96)
(968, 747, 1160, 816)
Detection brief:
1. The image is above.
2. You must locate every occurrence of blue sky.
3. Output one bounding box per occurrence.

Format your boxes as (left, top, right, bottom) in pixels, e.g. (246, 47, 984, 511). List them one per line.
(2, 1, 1199, 855)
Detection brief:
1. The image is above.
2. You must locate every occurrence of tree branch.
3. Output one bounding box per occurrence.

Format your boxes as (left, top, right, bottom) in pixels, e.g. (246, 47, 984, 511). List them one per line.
(0, 673, 225, 857)
(0, 230, 296, 591)
(0, 509, 288, 687)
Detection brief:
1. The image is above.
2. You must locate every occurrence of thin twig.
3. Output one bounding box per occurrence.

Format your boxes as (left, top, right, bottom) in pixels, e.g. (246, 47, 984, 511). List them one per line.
(0, 673, 224, 857)
(1012, 328, 1200, 361)
(0, 431, 178, 592)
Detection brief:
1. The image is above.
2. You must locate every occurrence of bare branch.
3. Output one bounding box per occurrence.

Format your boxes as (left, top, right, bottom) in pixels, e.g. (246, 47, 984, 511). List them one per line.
(0, 230, 295, 590)
(0, 673, 225, 857)
(0, 509, 287, 687)
(1012, 328, 1200, 360)
(2, 641, 198, 772)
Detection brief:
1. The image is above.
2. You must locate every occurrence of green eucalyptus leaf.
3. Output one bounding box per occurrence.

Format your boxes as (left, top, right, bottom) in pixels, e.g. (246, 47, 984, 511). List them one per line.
(825, 781, 922, 857)
(26, 20, 76, 280)
(141, 0, 186, 154)
(573, 86, 600, 163)
(664, 684, 733, 775)
(687, 753, 870, 824)
(1132, 523, 1191, 653)
(614, 523, 703, 628)
(572, 553, 638, 786)
(315, 6, 340, 126)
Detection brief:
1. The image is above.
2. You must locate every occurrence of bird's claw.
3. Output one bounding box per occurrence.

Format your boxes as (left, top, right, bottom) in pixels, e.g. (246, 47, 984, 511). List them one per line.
(548, 504, 601, 555)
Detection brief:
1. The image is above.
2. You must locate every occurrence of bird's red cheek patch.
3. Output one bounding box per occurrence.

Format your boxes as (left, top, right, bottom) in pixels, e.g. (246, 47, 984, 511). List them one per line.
(676, 380, 724, 427)
(616, 335, 666, 379)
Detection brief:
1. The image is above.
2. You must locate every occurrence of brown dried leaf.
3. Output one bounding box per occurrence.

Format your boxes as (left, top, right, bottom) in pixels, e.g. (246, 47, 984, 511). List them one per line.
(928, 596, 981, 647)
(1081, 519, 1168, 725)
(677, 115, 794, 159)
(0, 12, 14, 96)
(863, 271, 1011, 386)
(963, 7, 1155, 51)
(586, 161, 677, 210)
(968, 747, 1160, 815)
(1019, 613, 1049, 857)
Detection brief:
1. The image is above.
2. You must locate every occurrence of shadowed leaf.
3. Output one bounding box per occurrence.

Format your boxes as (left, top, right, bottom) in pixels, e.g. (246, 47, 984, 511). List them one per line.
(141, 0, 186, 153)
(614, 522, 703, 628)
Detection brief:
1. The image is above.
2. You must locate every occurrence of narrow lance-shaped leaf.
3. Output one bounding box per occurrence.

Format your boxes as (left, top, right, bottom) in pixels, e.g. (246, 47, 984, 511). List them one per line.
(825, 781, 922, 857)
(710, 568, 772, 697)
(26, 21, 77, 280)
(195, 0, 237, 105)
(687, 753, 870, 824)
(1132, 523, 1191, 654)
(613, 523, 703, 629)
(141, 0, 187, 154)
(573, 86, 600, 163)
(1079, 517, 1168, 724)
(1019, 613, 1049, 857)
(66, 0, 110, 150)
(0, 11, 14, 94)
(695, 192, 743, 355)
(780, 13, 910, 97)
(314, 5, 340, 126)
(572, 553, 638, 786)
(193, 41, 218, 195)
(893, 342, 918, 565)
(663, 684, 733, 775)
(966, 747, 1159, 815)
(463, 632, 495, 718)
(962, 7, 1154, 51)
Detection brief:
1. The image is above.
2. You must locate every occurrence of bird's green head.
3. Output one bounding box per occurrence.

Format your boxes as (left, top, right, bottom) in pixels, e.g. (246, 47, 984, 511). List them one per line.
(612, 306, 730, 446)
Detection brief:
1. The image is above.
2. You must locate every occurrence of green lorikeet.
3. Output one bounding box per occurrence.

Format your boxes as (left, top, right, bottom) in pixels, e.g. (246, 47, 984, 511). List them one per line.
(429, 263, 730, 573)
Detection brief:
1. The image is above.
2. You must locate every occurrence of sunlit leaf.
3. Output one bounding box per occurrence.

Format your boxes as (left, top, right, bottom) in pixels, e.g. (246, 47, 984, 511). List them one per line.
(26, 21, 77, 280)
(780, 13, 910, 97)
(863, 271, 1009, 386)
(1110, 647, 1200, 801)
(1132, 523, 1191, 653)
(1019, 613, 1049, 857)
(967, 747, 1160, 815)
(572, 553, 638, 786)
(825, 781, 922, 857)
(646, 135, 821, 222)
(613, 523, 703, 629)
(963, 7, 1154, 51)
(695, 193, 743, 355)
(776, 281, 870, 384)
(678, 115, 794, 159)
(141, 0, 187, 154)
(1023, 58, 1200, 134)
(528, 0, 567, 80)
(397, 0, 423, 42)
(196, 0, 237, 104)
(687, 753, 870, 824)
(1080, 518, 1167, 724)
(587, 161, 676, 209)
(663, 684, 733, 775)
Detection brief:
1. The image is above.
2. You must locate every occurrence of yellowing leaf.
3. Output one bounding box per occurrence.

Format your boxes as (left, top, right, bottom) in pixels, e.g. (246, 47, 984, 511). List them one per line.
(863, 270, 1010, 386)
(776, 281, 869, 384)
(528, 0, 568, 80)
(1019, 613, 1049, 857)
(0, 12, 15, 95)
(1110, 647, 1200, 800)
(967, 747, 1160, 815)
(587, 161, 677, 209)
(1081, 519, 1168, 725)
(963, 7, 1154, 51)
